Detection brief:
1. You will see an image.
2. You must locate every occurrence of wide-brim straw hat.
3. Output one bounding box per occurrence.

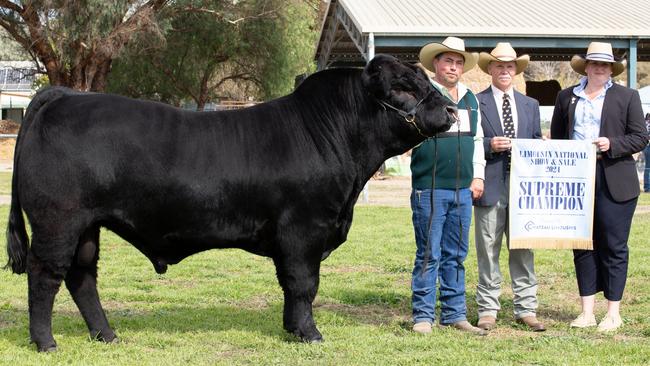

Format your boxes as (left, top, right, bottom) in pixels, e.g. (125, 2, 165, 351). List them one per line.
(419, 36, 478, 74)
(478, 42, 530, 75)
(570, 42, 626, 77)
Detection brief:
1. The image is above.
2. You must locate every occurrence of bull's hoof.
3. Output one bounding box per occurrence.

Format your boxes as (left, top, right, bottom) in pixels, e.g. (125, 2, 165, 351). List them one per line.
(35, 342, 57, 353)
(292, 328, 323, 343)
(39, 345, 58, 353)
(303, 335, 323, 343)
(31, 337, 57, 353)
(90, 329, 118, 343)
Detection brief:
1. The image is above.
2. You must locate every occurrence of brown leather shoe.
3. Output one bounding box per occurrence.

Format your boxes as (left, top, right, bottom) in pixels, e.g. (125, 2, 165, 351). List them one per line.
(516, 316, 546, 332)
(442, 320, 488, 336)
(477, 316, 496, 331)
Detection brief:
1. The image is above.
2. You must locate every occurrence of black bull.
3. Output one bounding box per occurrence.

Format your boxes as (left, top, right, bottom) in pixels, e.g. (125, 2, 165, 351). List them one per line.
(6, 54, 455, 351)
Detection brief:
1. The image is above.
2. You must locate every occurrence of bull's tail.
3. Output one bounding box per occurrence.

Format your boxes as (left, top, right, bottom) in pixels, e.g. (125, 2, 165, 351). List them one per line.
(5, 87, 71, 274)
(6, 184, 28, 274)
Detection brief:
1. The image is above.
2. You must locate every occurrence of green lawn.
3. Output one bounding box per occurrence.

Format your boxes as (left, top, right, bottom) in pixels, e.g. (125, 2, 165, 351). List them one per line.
(1, 206, 649, 365)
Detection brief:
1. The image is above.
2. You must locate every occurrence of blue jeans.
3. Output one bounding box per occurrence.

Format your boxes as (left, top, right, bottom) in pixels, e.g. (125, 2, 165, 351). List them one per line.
(644, 145, 650, 192)
(411, 188, 472, 325)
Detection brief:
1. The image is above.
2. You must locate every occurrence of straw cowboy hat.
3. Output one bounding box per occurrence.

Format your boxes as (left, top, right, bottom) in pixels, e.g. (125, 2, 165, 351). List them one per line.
(419, 36, 478, 74)
(570, 42, 626, 77)
(478, 42, 530, 75)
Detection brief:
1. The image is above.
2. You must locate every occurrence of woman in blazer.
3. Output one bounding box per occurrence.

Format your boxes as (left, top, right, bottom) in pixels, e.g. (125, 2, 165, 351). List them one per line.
(551, 42, 647, 332)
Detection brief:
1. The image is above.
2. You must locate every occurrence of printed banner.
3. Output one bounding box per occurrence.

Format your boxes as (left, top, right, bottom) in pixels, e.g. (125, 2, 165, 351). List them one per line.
(509, 139, 597, 249)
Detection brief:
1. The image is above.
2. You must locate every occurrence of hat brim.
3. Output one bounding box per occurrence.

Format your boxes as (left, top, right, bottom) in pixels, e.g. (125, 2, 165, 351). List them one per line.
(477, 53, 530, 75)
(570, 55, 626, 77)
(418, 42, 478, 74)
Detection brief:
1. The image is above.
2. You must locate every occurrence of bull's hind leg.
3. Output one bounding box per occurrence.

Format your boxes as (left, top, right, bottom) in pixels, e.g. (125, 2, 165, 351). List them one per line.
(64, 226, 117, 344)
(27, 250, 64, 352)
(273, 251, 323, 342)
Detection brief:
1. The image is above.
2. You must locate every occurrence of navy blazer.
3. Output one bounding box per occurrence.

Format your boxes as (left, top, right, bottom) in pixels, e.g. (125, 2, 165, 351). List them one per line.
(475, 87, 542, 207)
(550, 83, 647, 202)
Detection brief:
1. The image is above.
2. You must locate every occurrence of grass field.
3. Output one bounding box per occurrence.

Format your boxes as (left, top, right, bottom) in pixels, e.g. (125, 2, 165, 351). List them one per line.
(0, 204, 649, 365)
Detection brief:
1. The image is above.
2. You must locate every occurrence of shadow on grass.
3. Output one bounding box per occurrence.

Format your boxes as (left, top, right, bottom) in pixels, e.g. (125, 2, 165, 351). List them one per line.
(5, 288, 417, 350)
(109, 303, 286, 335)
(2, 303, 297, 350)
(320, 288, 582, 329)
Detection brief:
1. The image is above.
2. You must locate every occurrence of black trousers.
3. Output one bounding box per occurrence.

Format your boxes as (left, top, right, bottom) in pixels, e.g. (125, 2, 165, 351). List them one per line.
(573, 161, 637, 301)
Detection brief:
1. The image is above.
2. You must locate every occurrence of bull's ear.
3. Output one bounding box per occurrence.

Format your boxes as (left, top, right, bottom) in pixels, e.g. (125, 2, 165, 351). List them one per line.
(414, 64, 430, 83)
(362, 55, 393, 99)
(402, 62, 432, 92)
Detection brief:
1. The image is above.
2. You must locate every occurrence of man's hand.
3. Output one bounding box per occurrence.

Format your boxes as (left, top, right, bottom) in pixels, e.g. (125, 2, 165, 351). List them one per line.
(490, 136, 512, 152)
(593, 137, 610, 152)
(470, 178, 484, 200)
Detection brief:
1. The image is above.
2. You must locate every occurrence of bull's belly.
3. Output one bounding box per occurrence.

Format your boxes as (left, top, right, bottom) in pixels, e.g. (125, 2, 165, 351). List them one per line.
(101, 215, 276, 273)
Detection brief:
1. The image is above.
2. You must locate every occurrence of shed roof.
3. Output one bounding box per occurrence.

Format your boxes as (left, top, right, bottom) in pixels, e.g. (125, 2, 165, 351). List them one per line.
(337, 0, 650, 37)
(315, 0, 650, 77)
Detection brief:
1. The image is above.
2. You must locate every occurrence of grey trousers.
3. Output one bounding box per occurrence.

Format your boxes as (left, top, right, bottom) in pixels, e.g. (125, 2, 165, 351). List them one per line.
(474, 185, 538, 319)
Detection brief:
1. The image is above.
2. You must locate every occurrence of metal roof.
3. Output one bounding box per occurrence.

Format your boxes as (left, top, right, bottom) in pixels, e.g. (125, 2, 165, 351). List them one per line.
(336, 0, 650, 37)
(315, 0, 650, 86)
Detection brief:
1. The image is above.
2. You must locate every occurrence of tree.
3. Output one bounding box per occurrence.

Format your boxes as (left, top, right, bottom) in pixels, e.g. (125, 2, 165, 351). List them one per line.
(0, 27, 28, 60)
(107, 0, 318, 109)
(637, 62, 650, 88)
(525, 61, 581, 89)
(0, 0, 168, 91)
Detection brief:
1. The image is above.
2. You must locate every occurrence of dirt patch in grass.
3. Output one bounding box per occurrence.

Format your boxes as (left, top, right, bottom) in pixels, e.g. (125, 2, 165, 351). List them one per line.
(215, 348, 255, 360)
(0, 120, 18, 161)
(0, 139, 15, 161)
(150, 276, 198, 289)
(321, 264, 379, 274)
(316, 302, 408, 326)
(240, 295, 273, 309)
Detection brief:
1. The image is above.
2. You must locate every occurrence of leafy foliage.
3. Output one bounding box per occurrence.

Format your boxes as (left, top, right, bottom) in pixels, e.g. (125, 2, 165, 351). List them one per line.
(0, 28, 28, 60)
(525, 61, 581, 89)
(0, 0, 167, 91)
(107, 0, 318, 109)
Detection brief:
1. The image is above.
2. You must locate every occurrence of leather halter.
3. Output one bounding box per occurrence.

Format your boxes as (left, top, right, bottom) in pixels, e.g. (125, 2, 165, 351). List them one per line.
(376, 88, 457, 138)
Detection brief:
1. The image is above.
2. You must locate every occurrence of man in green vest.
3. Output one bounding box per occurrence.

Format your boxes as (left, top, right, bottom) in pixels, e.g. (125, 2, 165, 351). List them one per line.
(410, 36, 486, 335)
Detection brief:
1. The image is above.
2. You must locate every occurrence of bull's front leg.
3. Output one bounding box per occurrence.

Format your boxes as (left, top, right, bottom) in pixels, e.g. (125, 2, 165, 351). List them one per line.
(273, 251, 323, 342)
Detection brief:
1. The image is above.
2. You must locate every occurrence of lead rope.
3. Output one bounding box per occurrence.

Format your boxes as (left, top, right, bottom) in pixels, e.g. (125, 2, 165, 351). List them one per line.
(420, 135, 438, 278)
(455, 96, 473, 282)
(455, 122, 462, 282)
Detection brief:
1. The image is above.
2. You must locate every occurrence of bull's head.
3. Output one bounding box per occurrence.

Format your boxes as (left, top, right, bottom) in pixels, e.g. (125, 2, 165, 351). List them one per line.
(362, 54, 456, 137)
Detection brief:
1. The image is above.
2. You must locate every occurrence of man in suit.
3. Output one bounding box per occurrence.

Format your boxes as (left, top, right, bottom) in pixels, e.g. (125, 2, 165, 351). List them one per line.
(551, 42, 647, 332)
(473, 43, 545, 332)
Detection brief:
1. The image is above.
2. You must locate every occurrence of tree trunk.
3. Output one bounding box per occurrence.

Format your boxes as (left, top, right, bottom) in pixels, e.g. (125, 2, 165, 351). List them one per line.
(91, 59, 113, 92)
(196, 69, 212, 111)
(0, 0, 168, 92)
